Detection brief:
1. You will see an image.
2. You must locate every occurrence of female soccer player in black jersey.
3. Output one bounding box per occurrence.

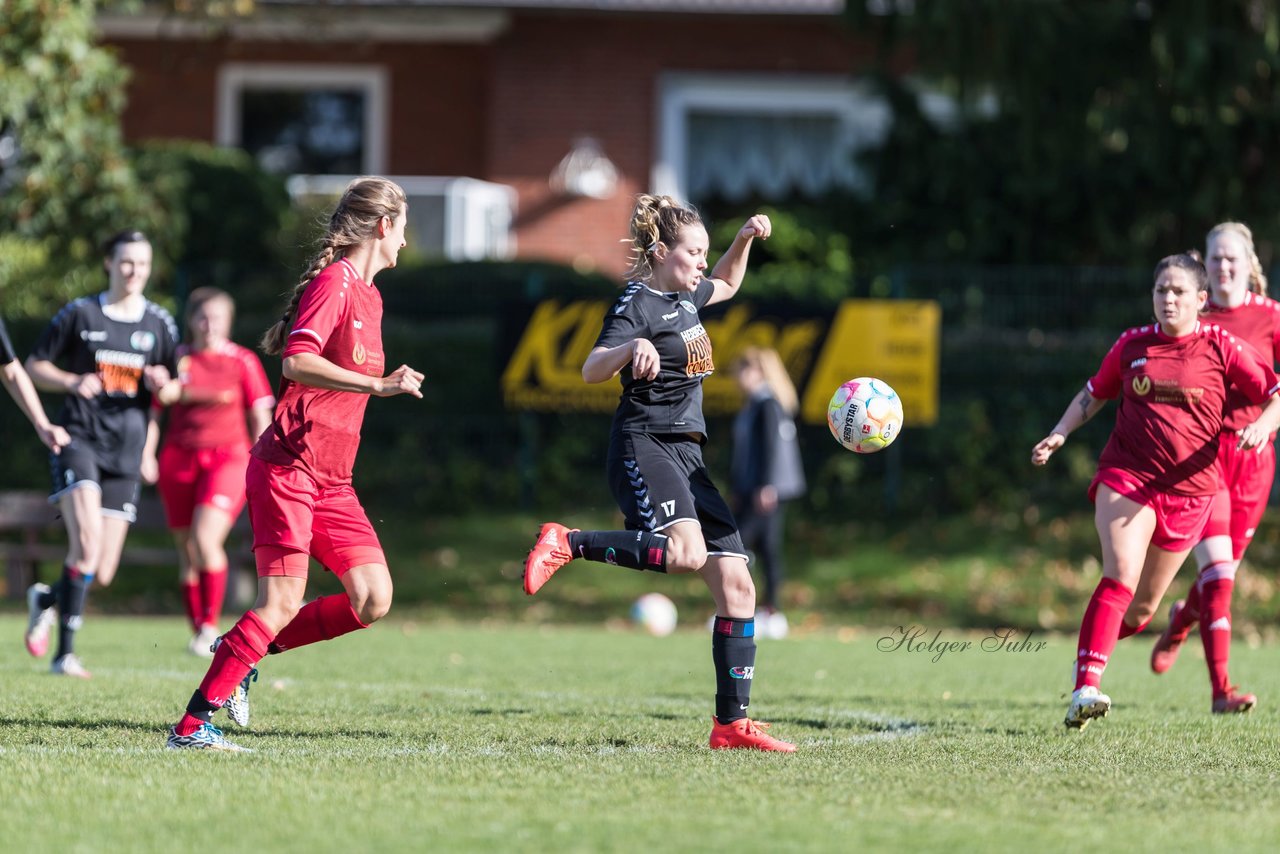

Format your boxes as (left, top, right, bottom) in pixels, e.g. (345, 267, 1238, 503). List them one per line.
(23, 230, 178, 678)
(524, 194, 794, 752)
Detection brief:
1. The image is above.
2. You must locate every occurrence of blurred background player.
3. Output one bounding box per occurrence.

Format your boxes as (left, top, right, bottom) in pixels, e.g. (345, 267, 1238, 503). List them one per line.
(730, 346, 805, 640)
(166, 177, 424, 751)
(1032, 252, 1280, 729)
(23, 229, 178, 678)
(523, 194, 795, 752)
(1144, 223, 1279, 713)
(153, 287, 274, 657)
(1, 315, 71, 453)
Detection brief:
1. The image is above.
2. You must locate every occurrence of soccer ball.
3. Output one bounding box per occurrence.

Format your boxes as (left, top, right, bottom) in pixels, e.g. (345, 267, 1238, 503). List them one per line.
(631, 593, 678, 637)
(827, 377, 904, 453)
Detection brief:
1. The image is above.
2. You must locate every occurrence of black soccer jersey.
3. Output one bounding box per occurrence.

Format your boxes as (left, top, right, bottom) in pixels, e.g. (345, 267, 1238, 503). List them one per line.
(0, 316, 17, 364)
(30, 294, 178, 473)
(595, 279, 717, 439)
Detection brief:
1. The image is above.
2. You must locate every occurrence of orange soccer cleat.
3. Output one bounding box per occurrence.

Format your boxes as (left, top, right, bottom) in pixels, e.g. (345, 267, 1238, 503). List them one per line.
(523, 522, 577, 595)
(1212, 687, 1257, 715)
(709, 716, 796, 752)
(1150, 599, 1190, 675)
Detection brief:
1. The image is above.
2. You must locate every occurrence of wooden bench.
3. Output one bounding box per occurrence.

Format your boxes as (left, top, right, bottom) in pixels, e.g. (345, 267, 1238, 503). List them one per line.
(0, 489, 251, 600)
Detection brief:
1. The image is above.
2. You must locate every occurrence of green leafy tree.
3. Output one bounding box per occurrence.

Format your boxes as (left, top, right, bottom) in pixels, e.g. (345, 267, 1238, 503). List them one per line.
(845, 0, 1280, 266)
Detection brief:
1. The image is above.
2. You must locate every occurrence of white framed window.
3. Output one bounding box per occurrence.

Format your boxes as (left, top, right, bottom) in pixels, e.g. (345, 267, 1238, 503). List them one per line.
(216, 63, 388, 175)
(653, 73, 891, 204)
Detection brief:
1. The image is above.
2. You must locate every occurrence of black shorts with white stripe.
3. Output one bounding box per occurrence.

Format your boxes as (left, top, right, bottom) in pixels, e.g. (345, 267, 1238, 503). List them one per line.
(606, 431, 745, 557)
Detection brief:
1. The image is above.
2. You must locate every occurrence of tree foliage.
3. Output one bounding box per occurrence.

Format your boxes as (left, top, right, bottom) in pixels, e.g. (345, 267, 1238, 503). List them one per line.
(844, 0, 1280, 267)
(0, 0, 149, 258)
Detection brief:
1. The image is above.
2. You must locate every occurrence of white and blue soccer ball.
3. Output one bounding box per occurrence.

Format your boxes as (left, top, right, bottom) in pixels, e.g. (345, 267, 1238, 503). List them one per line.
(631, 592, 678, 637)
(827, 377, 904, 454)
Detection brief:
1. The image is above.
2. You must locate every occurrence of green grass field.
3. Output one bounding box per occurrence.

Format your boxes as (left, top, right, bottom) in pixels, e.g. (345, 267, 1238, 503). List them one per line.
(4, 614, 1280, 852)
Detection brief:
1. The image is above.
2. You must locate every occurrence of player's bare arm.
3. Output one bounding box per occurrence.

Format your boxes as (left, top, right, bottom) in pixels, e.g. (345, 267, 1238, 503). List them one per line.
(707, 214, 771, 306)
(26, 357, 102, 399)
(1032, 386, 1105, 465)
(583, 339, 659, 383)
(283, 352, 422, 398)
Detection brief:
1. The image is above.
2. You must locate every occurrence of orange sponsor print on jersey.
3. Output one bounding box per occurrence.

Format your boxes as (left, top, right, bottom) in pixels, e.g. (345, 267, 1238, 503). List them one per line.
(681, 324, 714, 377)
(96, 349, 146, 397)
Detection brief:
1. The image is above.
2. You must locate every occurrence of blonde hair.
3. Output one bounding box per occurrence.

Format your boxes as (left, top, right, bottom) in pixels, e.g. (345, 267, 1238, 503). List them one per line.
(624, 194, 703, 283)
(736, 347, 799, 415)
(1207, 221, 1268, 296)
(261, 176, 408, 355)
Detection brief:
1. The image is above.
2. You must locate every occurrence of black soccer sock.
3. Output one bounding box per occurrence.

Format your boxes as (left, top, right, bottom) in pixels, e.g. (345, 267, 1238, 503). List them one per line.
(184, 690, 220, 725)
(55, 566, 92, 660)
(711, 616, 756, 723)
(36, 580, 60, 610)
(566, 530, 668, 572)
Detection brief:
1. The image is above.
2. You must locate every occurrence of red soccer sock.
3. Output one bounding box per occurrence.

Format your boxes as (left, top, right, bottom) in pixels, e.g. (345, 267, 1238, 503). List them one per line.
(197, 567, 228, 630)
(1171, 576, 1204, 636)
(180, 580, 202, 633)
(1199, 577, 1235, 698)
(1117, 617, 1151, 640)
(176, 610, 275, 737)
(1075, 577, 1134, 690)
(269, 594, 368, 653)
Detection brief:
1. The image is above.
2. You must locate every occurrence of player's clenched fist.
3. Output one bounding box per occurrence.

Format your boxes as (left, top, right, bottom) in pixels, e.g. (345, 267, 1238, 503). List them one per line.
(377, 364, 424, 398)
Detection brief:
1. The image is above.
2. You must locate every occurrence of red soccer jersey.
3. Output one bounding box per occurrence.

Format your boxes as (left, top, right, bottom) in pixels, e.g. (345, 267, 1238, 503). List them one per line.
(1205, 292, 1280, 432)
(1088, 322, 1280, 496)
(252, 259, 386, 487)
(163, 342, 275, 449)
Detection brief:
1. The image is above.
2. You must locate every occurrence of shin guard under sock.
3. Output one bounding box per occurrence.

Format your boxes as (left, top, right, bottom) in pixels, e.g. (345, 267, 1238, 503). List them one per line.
(194, 610, 273, 710)
(1075, 577, 1134, 690)
(1199, 576, 1236, 697)
(567, 530, 668, 571)
(268, 594, 368, 654)
(181, 580, 201, 632)
(198, 567, 227, 629)
(711, 617, 756, 723)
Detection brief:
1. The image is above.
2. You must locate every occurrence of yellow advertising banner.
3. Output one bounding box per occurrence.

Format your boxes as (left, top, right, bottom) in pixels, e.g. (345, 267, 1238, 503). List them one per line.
(502, 298, 939, 426)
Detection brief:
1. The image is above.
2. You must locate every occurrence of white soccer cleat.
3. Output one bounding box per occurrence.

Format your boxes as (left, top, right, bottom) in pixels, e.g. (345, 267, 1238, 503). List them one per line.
(166, 723, 252, 752)
(187, 625, 218, 658)
(51, 653, 92, 679)
(209, 635, 257, 727)
(1064, 686, 1111, 730)
(25, 583, 55, 658)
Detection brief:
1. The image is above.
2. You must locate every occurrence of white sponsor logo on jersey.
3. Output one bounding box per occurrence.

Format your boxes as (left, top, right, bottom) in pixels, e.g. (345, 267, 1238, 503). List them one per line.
(130, 330, 156, 352)
(80, 330, 108, 342)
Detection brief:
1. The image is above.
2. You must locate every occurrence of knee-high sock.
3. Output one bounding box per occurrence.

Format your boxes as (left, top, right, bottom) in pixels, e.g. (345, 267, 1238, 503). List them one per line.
(566, 530, 668, 572)
(197, 567, 227, 629)
(55, 566, 93, 660)
(1169, 574, 1204, 637)
(181, 580, 202, 633)
(268, 594, 368, 654)
(712, 616, 756, 723)
(1075, 577, 1134, 691)
(1198, 564, 1237, 697)
(176, 610, 274, 735)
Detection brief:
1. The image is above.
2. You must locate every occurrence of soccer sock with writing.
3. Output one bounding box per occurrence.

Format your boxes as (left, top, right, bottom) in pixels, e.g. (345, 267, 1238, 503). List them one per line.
(198, 567, 227, 629)
(55, 565, 93, 660)
(1197, 565, 1236, 697)
(1074, 577, 1133, 691)
(566, 530, 668, 571)
(268, 594, 367, 654)
(176, 610, 273, 736)
(711, 616, 756, 723)
(181, 579, 201, 633)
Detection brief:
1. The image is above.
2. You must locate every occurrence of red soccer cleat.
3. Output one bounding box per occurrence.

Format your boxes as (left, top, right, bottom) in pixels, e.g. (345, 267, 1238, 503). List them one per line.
(1212, 687, 1257, 715)
(1150, 599, 1190, 675)
(709, 716, 796, 752)
(523, 522, 576, 595)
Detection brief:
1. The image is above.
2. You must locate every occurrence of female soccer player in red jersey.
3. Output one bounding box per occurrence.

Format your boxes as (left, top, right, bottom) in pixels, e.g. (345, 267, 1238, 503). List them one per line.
(24, 230, 178, 679)
(167, 177, 423, 751)
(1032, 252, 1280, 730)
(1, 315, 71, 454)
(522, 194, 795, 752)
(1144, 223, 1280, 713)
(154, 288, 275, 657)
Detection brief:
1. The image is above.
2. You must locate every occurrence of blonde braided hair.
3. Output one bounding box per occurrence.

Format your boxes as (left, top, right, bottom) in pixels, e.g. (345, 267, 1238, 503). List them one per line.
(261, 177, 407, 355)
(623, 194, 704, 283)
(1207, 221, 1268, 297)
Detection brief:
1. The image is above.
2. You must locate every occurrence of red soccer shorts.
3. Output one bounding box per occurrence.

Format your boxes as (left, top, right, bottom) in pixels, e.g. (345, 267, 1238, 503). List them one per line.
(1200, 438, 1275, 560)
(1090, 467, 1213, 552)
(157, 443, 250, 529)
(244, 456, 385, 578)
